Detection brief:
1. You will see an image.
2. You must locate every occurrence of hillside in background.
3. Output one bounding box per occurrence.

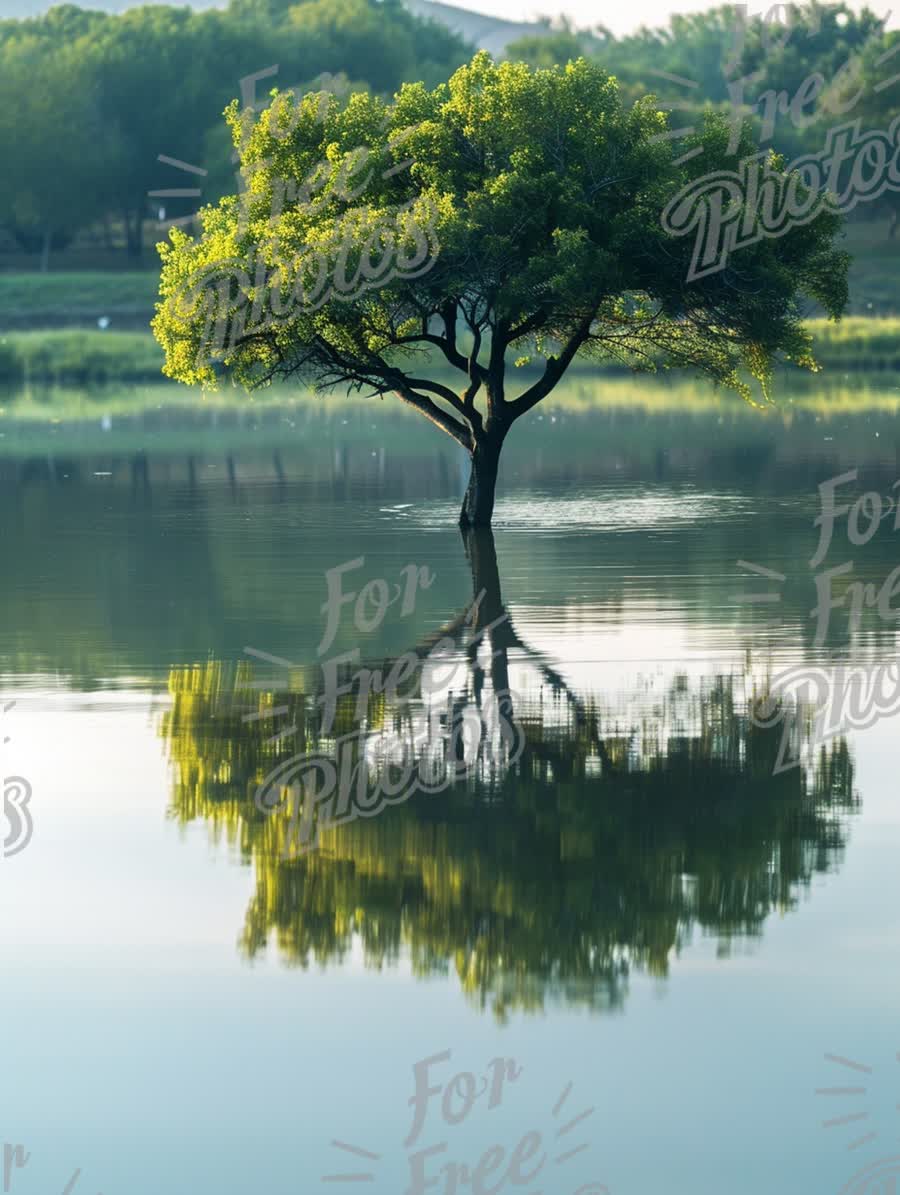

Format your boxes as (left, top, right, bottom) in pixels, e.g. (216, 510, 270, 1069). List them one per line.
(404, 0, 549, 53)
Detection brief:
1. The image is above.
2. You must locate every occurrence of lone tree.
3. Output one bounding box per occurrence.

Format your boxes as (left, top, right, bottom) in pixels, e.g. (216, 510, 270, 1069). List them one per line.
(154, 51, 849, 526)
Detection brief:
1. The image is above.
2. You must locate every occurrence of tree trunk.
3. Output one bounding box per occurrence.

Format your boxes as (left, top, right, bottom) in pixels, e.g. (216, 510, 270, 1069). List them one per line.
(40, 227, 51, 273)
(459, 432, 504, 528)
(125, 210, 144, 260)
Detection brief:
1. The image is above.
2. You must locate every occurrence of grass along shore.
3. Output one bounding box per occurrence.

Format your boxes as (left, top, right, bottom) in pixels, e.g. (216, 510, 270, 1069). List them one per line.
(2, 318, 900, 389)
(4, 371, 900, 439)
(0, 271, 159, 324)
(0, 330, 164, 385)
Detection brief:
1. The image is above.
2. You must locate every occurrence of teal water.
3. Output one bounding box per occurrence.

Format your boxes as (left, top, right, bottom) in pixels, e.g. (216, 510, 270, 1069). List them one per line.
(1, 391, 900, 1195)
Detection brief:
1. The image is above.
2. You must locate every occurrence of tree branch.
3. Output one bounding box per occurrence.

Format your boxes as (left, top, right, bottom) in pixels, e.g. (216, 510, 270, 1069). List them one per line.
(391, 378, 473, 451)
(507, 314, 595, 420)
(506, 309, 549, 344)
(405, 375, 472, 416)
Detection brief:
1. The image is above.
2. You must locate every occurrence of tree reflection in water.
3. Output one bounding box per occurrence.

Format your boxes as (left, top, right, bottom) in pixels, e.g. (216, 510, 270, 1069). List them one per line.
(159, 531, 858, 1020)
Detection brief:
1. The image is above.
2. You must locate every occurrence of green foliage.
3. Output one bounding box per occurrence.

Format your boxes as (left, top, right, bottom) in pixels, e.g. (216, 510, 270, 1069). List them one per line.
(283, 0, 471, 92)
(0, 329, 164, 384)
(504, 19, 604, 72)
(0, 0, 471, 260)
(803, 316, 900, 369)
(155, 52, 848, 421)
(508, 6, 742, 103)
(507, 3, 899, 170)
(2, 0, 897, 265)
(158, 656, 856, 1015)
(0, 27, 107, 256)
(738, 1, 886, 100)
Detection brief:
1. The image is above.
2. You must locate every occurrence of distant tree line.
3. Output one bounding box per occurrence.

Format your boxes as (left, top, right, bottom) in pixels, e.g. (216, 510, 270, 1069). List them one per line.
(509, 2, 900, 234)
(0, 0, 470, 266)
(2, 0, 898, 268)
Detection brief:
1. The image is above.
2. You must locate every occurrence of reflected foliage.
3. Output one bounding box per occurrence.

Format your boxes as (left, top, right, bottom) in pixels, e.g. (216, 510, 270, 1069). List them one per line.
(160, 538, 857, 1019)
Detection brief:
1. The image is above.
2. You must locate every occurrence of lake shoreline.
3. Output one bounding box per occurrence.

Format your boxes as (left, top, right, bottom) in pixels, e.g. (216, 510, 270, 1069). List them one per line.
(3, 317, 900, 394)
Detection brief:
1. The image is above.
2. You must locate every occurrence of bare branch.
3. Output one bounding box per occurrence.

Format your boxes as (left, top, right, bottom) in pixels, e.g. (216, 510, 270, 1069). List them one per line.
(507, 314, 594, 420)
(392, 383, 473, 450)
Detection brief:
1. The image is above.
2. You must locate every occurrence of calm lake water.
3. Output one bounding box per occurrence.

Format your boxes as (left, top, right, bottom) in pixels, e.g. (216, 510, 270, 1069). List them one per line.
(2, 379, 900, 1195)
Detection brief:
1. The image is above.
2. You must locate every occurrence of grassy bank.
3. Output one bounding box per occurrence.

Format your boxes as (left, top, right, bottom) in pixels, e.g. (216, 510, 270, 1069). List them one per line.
(2, 317, 900, 390)
(803, 318, 900, 372)
(0, 330, 164, 385)
(0, 271, 158, 327)
(5, 372, 900, 433)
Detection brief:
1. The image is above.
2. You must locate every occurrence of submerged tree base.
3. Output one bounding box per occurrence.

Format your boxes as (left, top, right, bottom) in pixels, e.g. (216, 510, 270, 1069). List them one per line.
(459, 435, 504, 528)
